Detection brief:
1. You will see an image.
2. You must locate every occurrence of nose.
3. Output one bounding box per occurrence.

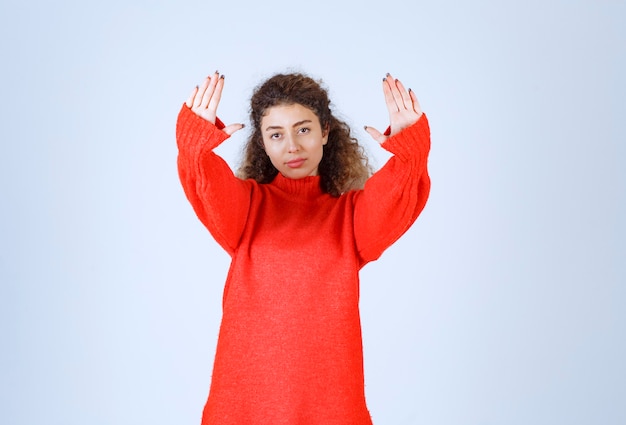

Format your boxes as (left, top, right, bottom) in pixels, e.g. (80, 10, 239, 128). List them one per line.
(286, 133, 300, 153)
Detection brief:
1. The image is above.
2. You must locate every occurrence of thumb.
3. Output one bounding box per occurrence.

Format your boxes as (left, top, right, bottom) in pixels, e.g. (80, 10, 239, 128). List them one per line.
(223, 123, 245, 136)
(364, 125, 388, 145)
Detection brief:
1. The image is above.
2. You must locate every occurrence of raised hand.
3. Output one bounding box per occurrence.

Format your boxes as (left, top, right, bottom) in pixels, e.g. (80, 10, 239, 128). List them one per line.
(186, 71, 244, 136)
(365, 73, 423, 144)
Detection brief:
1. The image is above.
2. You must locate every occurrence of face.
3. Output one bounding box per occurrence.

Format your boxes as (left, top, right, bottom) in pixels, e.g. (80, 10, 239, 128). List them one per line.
(260, 103, 328, 179)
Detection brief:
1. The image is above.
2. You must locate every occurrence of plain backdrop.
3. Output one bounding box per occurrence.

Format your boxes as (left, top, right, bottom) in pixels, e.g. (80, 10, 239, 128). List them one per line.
(1, 0, 624, 424)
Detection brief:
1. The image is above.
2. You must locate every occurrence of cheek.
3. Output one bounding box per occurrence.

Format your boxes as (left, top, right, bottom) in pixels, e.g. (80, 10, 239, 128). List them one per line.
(262, 143, 282, 165)
(316, 146, 325, 161)
(261, 138, 273, 154)
(315, 139, 327, 156)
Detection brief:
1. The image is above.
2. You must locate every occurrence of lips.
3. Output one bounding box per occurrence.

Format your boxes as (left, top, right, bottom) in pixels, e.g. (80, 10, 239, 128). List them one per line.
(286, 158, 306, 168)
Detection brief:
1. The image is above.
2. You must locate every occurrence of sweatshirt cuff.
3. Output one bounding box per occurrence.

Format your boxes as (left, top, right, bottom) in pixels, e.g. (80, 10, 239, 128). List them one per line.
(176, 104, 230, 152)
(380, 113, 430, 163)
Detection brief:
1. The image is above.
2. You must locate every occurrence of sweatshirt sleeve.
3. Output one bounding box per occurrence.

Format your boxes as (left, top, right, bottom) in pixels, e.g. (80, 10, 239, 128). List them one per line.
(353, 114, 431, 266)
(176, 104, 251, 256)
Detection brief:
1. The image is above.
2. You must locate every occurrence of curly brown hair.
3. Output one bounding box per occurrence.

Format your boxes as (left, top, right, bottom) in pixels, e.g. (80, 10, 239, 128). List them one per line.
(236, 73, 372, 197)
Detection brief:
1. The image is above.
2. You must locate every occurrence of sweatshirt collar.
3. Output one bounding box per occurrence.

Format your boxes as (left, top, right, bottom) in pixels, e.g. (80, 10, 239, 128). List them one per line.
(270, 173, 325, 199)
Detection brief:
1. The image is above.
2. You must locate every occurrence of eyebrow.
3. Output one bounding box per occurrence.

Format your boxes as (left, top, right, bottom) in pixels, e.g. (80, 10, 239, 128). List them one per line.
(264, 119, 313, 132)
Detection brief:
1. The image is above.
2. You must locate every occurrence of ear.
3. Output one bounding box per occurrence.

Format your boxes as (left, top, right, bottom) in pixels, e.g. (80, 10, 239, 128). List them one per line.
(322, 124, 330, 145)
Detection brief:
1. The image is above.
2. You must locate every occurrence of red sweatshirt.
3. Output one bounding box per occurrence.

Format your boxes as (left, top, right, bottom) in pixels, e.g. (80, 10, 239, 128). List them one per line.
(176, 104, 430, 425)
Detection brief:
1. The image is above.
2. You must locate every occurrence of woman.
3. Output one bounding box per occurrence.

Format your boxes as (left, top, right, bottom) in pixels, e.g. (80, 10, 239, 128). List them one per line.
(176, 70, 431, 424)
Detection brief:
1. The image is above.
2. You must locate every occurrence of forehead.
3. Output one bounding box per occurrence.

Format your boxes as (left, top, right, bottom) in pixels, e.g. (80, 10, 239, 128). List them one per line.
(261, 103, 320, 127)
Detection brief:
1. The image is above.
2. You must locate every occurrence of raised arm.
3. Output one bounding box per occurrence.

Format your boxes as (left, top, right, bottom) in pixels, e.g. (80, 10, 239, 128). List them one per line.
(176, 72, 250, 256)
(354, 74, 431, 265)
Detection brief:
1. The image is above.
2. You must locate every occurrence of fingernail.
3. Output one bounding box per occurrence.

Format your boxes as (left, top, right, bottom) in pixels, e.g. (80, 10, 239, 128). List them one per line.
(386, 72, 391, 77)
(408, 88, 412, 93)
(363, 125, 368, 130)
(215, 69, 219, 74)
(220, 74, 225, 79)
(382, 77, 386, 82)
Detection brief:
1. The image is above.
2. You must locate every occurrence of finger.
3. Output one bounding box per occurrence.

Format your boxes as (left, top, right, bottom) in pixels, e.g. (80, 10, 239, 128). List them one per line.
(394, 78, 412, 111)
(385, 73, 405, 110)
(207, 74, 225, 114)
(186, 85, 198, 108)
(200, 71, 220, 109)
(409, 88, 423, 116)
(223, 123, 245, 136)
(382, 76, 399, 113)
(194, 76, 211, 108)
(364, 125, 388, 145)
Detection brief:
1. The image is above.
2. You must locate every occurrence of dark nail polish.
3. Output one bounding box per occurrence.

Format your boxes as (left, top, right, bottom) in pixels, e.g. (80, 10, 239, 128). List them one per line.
(364, 125, 368, 130)
(220, 74, 225, 79)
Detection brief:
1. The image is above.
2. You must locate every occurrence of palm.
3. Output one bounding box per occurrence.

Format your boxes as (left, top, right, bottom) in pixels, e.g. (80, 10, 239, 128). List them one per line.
(185, 71, 243, 136)
(365, 73, 423, 144)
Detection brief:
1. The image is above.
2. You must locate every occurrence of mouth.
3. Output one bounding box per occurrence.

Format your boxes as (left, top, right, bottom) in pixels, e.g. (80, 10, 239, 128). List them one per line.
(286, 158, 306, 168)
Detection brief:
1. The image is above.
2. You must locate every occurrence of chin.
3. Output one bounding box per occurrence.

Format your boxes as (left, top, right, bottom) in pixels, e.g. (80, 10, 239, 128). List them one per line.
(283, 170, 313, 179)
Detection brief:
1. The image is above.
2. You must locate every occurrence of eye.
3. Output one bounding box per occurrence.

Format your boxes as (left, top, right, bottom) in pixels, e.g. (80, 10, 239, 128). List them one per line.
(270, 133, 281, 140)
(298, 127, 310, 134)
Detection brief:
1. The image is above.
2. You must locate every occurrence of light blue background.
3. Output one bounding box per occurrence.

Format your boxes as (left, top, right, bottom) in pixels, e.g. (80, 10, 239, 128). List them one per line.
(1, 0, 624, 424)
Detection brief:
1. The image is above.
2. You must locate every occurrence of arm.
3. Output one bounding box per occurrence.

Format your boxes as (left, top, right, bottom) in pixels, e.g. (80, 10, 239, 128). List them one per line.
(354, 74, 431, 265)
(176, 72, 249, 256)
